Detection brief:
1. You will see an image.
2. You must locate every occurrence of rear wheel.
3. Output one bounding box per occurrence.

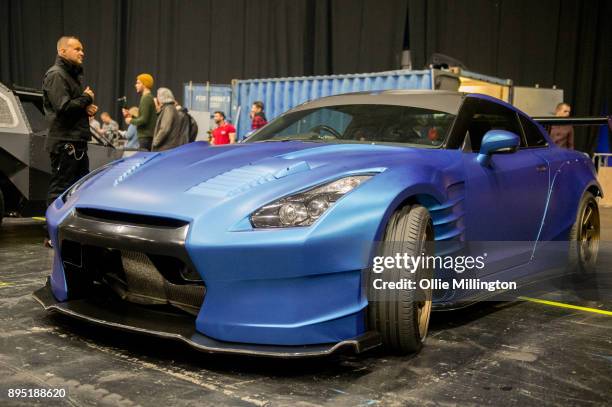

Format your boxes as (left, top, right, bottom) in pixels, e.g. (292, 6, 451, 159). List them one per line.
(368, 204, 434, 354)
(568, 192, 600, 274)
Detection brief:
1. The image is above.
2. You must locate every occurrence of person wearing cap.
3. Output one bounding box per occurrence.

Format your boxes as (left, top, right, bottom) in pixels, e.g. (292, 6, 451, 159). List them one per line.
(126, 73, 156, 151)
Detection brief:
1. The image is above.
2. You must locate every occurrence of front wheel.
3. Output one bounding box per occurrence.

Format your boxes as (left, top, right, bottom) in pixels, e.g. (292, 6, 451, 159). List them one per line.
(368, 204, 434, 354)
(568, 191, 600, 274)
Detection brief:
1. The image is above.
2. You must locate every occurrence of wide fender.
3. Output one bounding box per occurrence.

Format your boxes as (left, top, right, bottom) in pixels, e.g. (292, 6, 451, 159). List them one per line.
(539, 153, 600, 241)
(372, 158, 465, 242)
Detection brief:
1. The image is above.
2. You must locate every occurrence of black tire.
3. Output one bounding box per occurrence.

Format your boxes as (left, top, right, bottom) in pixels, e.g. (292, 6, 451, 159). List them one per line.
(368, 204, 434, 354)
(568, 192, 600, 275)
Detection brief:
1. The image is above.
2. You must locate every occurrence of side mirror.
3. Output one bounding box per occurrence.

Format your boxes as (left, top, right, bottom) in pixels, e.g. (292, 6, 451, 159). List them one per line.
(477, 130, 520, 166)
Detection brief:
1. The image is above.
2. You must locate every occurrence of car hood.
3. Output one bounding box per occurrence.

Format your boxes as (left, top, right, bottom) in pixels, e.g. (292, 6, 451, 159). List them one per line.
(70, 141, 448, 220)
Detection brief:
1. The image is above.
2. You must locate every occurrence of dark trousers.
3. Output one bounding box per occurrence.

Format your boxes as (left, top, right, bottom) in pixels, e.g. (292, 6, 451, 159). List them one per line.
(139, 137, 152, 151)
(46, 142, 90, 207)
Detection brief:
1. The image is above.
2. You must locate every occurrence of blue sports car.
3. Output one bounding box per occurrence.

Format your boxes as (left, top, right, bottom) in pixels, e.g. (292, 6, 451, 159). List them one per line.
(34, 91, 601, 357)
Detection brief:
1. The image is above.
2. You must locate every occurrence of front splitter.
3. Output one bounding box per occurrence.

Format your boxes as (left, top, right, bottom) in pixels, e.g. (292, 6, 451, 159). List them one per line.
(32, 281, 381, 358)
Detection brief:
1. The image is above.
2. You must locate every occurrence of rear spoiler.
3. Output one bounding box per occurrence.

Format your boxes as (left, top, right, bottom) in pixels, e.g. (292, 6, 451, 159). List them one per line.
(533, 116, 610, 126)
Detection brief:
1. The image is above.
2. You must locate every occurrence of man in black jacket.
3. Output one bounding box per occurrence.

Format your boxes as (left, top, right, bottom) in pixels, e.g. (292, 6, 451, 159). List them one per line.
(43, 36, 97, 211)
(176, 103, 199, 143)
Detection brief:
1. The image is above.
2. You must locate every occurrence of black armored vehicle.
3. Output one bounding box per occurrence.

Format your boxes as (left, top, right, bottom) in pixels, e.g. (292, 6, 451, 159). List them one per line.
(0, 82, 122, 225)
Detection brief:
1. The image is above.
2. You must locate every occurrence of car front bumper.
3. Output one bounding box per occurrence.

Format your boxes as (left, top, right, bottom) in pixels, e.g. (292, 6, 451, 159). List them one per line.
(33, 280, 381, 358)
(43, 204, 372, 348)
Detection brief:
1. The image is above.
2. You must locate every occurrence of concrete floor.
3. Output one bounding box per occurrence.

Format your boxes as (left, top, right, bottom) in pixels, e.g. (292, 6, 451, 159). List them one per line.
(0, 213, 611, 406)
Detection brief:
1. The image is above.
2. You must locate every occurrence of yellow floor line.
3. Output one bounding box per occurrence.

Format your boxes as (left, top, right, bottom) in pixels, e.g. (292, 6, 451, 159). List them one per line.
(31, 217, 46, 221)
(0, 282, 13, 288)
(519, 296, 612, 316)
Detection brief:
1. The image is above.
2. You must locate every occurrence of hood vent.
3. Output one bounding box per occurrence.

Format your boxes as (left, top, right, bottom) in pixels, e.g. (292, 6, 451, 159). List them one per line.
(187, 166, 276, 199)
(112, 153, 160, 186)
(187, 160, 311, 199)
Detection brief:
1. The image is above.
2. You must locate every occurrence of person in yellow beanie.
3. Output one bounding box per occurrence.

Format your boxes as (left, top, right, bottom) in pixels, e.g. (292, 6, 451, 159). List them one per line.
(137, 73, 153, 89)
(125, 73, 156, 150)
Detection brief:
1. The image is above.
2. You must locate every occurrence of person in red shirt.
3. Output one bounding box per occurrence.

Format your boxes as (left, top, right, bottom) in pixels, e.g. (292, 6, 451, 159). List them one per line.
(210, 111, 236, 145)
(250, 101, 267, 131)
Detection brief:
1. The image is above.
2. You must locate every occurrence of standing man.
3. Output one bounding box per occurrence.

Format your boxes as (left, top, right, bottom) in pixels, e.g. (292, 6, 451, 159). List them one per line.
(176, 103, 199, 143)
(152, 88, 184, 151)
(549, 102, 574, 149)
(89, 114, 101, 140)
(99, 112, 120, 144)
(43, 36, 97, 209)
(250, 101, 267, 131)
(125, 73, 156, 151)
(210, 111, 236, 145)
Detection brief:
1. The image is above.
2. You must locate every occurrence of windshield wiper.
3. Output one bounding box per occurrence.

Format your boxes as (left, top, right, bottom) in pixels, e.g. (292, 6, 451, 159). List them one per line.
(261, 138, 325, 143)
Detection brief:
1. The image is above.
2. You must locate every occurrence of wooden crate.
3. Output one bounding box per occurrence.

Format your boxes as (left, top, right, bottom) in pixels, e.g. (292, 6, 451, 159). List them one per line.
(597, 166, 612, 207)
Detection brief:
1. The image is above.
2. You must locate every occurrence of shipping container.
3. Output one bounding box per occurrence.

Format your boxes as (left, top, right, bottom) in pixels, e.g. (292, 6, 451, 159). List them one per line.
(183, 82, 233, 121)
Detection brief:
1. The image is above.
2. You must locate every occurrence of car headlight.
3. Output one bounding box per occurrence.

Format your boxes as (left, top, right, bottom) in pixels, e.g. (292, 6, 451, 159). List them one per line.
(61, 161, 116, 203)
(250, 175, 373, 228)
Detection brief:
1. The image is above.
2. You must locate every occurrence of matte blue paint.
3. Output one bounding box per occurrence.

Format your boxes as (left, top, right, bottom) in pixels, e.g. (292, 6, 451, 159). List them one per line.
(273, 160, 311, 179)
(47, 94, 599, 347)
(46, 198, 72, 301)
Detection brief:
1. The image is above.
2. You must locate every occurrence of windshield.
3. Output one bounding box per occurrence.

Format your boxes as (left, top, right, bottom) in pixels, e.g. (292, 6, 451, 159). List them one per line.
(245, 104, 456, 148)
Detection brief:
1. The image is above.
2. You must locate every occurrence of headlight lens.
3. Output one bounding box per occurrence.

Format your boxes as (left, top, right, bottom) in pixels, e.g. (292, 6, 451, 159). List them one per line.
(250, 175, 372, 228)
(61, 161, 116, 203)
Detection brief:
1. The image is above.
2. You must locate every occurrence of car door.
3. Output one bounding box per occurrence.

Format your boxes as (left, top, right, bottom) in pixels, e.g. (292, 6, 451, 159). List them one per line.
(457, 97, 550, 275)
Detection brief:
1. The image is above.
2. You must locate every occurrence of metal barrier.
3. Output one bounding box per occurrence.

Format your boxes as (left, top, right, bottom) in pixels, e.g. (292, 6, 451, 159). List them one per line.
(593, 153, 612, 169)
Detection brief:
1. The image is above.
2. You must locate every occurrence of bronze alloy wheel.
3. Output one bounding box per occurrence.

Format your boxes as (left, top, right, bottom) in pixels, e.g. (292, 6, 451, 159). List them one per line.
(368, 204, 434, 354)
(578, 198, 600, 267)
(569, 192, 600, 274)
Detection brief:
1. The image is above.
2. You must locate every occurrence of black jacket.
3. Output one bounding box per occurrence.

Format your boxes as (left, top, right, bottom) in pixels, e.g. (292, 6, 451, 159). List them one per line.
(42, 56, 93, 149)
(152, 103, 185, 151)
(177, 106, 199, 143)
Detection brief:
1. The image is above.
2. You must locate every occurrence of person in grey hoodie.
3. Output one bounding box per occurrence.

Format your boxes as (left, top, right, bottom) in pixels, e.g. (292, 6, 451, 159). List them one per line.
(152, 88, 185, 151)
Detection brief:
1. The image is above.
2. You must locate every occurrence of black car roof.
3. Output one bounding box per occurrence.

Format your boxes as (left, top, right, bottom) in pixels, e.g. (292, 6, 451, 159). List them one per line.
(291, 90, 466, 115)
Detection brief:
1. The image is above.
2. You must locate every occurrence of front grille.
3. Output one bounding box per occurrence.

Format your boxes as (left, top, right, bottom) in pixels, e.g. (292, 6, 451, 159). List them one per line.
(58, 209, 203, 316)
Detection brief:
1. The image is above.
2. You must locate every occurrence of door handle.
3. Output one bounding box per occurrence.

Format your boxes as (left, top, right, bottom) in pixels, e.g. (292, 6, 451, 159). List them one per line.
(536, 165, 548, 172)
